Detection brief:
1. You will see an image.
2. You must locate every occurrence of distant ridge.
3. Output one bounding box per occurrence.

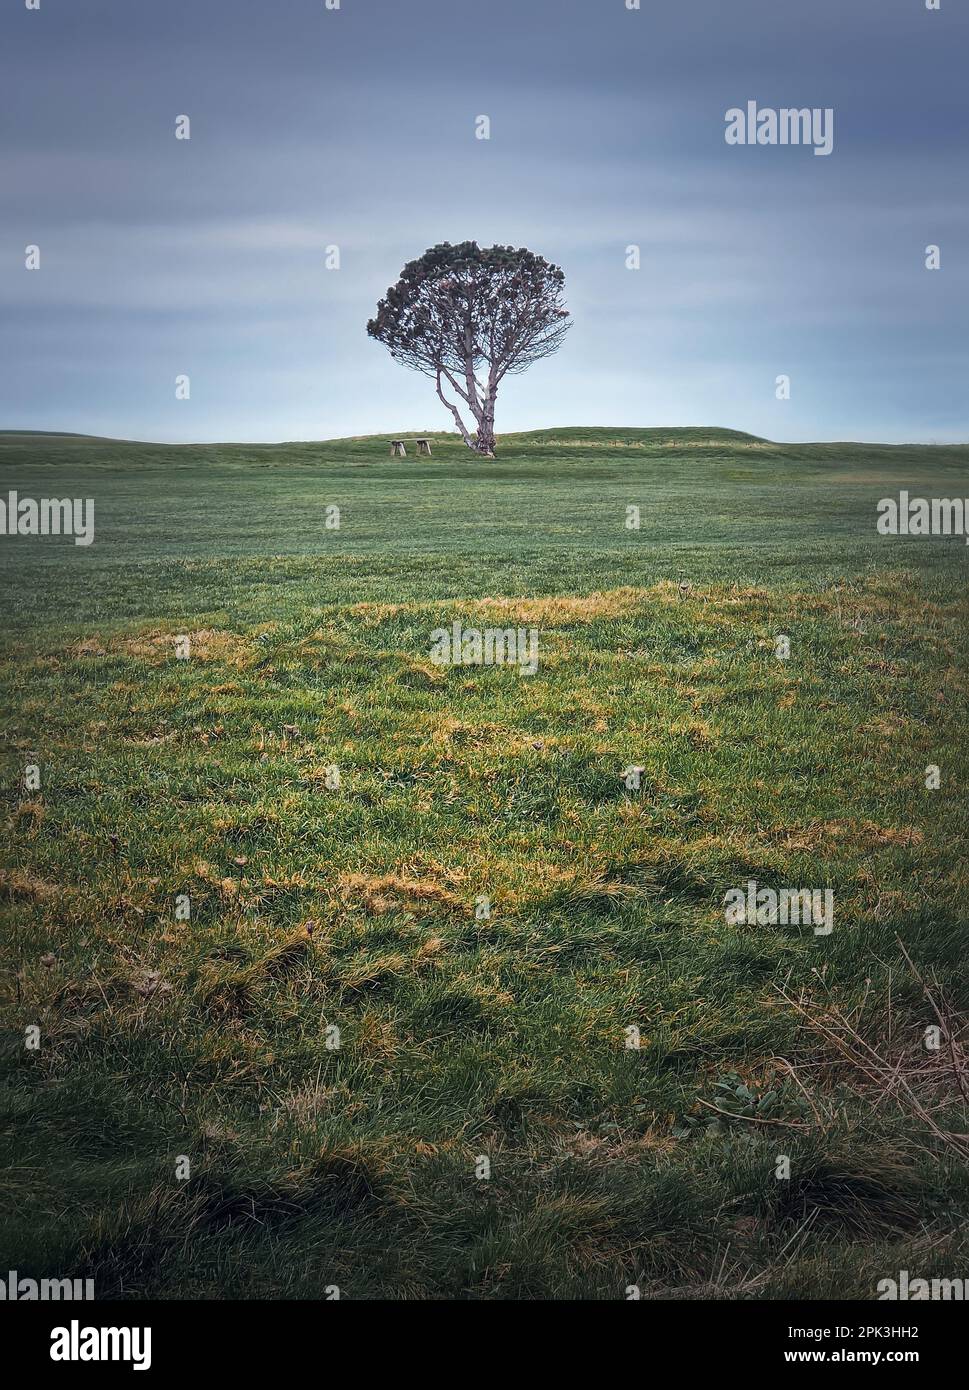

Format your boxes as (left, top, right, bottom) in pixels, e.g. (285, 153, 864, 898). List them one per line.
(0, 429, 113, 439)
(0, 427, 964, 449)
(0, 425, 770, 447)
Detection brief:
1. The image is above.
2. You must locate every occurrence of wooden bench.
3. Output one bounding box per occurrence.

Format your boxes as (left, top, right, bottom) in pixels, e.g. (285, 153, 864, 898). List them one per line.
(391, 439, 432, 457)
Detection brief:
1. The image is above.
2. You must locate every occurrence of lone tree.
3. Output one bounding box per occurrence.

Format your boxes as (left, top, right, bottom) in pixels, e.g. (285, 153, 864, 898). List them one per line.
(367, 241, 570, 457)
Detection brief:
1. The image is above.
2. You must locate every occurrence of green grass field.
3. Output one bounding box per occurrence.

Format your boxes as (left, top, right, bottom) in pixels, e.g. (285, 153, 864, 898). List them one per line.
(2, 426, 968, 1299)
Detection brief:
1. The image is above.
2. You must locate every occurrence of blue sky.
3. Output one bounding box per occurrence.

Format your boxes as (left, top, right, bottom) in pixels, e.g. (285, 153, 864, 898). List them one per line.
(1, 0, 967, 443)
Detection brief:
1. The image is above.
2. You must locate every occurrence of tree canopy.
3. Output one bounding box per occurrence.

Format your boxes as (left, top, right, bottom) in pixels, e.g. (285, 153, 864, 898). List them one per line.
(367, 241, 570, 456)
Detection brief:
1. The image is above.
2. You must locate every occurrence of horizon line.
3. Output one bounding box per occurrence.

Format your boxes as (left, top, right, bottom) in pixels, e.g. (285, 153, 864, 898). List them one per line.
(2, 426, 968, 450)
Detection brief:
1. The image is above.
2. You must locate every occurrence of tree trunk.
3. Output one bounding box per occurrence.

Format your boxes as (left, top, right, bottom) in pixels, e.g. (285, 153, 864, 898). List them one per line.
(436, 364, 497, 457)
(474, 387, 497, 456)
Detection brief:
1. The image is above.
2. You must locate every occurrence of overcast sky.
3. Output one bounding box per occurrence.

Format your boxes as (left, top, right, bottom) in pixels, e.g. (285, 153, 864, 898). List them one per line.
(1, 0, 966, 443)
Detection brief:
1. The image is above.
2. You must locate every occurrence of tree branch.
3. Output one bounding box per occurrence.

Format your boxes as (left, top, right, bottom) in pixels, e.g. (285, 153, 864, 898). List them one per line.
(435, 370, 475, 449)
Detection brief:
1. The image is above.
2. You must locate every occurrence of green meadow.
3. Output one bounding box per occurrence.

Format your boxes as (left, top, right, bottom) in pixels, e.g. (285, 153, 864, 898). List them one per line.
(1, 426, 968, 1299)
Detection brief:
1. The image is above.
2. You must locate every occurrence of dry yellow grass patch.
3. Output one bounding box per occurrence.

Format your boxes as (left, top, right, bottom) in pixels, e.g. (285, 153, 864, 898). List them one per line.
(0, 867, 63, 902)
(771, 820, 925, 852)
(355, 1011, 400, 1060)
(669, 717, 719, 746)
(400, 856, 467, 887)
(470, 587, 647, 624)
(859, 822, 925, 847)
(71, 638, 107, 658)
(345, 601, 410, 625)
(336, 580, 817, 642)
(339, 952, 410, 991)
(401, 657, 446, 685)
(346, 586, 657, 629)
(9, 800, 45, 830)
(257, 870, 315, 890)
(719, 588, 770, 606)
(337, 870, 465, 914)
(496, 731, 562, 758)
(120, 628, 252, 666)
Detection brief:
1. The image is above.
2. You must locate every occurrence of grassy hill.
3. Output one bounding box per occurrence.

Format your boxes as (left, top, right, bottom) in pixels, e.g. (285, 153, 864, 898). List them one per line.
(1, 428, 968, 1298)
(2, 426, 967, 630)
